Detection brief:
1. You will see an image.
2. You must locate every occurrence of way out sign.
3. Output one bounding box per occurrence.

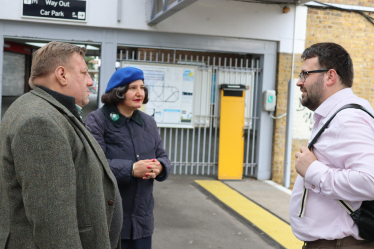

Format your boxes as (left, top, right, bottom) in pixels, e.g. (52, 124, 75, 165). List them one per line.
(23, 0, 87, 22)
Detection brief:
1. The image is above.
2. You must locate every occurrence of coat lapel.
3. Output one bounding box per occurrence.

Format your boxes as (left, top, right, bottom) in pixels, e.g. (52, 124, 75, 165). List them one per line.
(30, 88, 116, 184)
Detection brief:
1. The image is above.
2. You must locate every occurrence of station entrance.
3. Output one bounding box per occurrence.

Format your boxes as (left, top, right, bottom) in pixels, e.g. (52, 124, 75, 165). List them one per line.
(116, 46, 262, 177)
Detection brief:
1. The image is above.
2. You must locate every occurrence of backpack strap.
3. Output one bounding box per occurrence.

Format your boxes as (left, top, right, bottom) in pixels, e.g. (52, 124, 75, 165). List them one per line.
(299, 103, 373, 217)
(308, 104, 373, 149)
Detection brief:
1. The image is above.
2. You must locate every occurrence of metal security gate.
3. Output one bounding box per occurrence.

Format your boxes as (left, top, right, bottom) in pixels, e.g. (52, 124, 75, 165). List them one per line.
(117, 48, 261, 176)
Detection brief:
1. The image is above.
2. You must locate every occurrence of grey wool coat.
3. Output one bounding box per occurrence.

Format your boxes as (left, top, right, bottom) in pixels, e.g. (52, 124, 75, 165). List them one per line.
(0, 87, 119, 249)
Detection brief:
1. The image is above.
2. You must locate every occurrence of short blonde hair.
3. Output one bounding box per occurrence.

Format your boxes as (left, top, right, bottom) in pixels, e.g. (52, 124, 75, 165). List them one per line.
(29, 41, 86, 88)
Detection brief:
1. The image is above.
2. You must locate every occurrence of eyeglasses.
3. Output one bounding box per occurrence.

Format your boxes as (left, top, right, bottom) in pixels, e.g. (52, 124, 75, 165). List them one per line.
(298, 69, 331, 82)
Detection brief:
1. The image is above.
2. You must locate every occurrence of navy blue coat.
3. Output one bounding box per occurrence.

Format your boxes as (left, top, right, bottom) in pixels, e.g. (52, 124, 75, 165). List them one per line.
(85, 104, 171, 240)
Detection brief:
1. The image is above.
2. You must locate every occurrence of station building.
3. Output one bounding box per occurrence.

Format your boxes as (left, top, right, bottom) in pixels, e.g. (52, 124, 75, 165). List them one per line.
(1, 0, 373, 188)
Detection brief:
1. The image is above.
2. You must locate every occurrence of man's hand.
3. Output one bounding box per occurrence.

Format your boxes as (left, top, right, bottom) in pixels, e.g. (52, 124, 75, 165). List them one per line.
(295, 146, 317, 177)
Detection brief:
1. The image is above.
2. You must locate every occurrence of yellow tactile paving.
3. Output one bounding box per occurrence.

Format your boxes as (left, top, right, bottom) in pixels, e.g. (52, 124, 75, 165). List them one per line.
(195, 180, 303, 249)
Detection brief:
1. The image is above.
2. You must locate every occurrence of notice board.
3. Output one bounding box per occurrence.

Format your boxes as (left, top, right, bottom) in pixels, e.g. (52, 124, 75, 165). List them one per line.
(122, 62, 197, 128)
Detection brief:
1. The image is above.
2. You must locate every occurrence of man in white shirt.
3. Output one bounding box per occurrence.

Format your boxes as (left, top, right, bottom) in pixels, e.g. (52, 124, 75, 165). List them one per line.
(290, 42, 374, 248)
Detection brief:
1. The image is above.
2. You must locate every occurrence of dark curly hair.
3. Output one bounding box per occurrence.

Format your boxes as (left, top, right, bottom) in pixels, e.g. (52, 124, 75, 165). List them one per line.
(301, 42, 353, 87)
(101, 83, 149, 105)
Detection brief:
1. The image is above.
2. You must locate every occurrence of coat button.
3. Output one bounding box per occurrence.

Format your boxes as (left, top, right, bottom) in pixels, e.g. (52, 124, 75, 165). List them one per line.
(136, 155, 139, 158)
(131, 214, 134, 217)
(135, 195, 139, 199)
(108, 200, 114, 205)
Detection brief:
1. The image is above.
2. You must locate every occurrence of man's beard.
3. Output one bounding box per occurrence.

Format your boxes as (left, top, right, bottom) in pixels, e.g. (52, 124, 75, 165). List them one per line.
(300, 74, 324, 111)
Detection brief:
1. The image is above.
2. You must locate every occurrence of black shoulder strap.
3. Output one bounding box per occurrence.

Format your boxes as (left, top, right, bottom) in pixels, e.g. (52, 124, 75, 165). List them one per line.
(308, 103, 374, 150)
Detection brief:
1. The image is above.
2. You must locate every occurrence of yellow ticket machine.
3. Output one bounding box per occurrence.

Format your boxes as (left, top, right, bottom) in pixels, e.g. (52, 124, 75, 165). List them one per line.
(218, 84, 246, 180)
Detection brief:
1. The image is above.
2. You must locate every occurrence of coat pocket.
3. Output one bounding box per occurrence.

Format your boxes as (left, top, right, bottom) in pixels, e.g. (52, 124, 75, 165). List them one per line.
(145, 193, 154, 214)
(78, 224, 92, 233)
(78, 225, 94, 248)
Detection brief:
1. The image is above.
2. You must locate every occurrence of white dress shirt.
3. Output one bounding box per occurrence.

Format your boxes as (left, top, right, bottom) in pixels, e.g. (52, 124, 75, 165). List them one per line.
(290, 88, 374, 241)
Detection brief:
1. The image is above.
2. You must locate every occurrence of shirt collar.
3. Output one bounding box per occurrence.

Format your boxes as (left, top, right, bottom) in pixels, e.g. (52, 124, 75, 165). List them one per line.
(75, 104, 83, 119)
(101, 104, 144, 128)
(314, 88, 354, 119)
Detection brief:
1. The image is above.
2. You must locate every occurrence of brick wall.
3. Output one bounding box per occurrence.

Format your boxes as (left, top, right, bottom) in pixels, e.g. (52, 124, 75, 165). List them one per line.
(271, 1, 374, 188)
(272, 53, 304, 187)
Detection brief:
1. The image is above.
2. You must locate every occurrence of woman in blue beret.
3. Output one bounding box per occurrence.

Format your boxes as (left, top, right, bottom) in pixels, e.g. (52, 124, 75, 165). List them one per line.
(85, 67, 171, 249)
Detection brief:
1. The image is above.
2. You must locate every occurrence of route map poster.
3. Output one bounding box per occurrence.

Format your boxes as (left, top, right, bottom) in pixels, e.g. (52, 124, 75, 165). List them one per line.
(122, 63, 196, 128)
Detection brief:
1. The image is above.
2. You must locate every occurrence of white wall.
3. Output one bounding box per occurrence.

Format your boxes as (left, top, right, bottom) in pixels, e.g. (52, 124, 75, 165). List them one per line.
(0, 0, 308, 53)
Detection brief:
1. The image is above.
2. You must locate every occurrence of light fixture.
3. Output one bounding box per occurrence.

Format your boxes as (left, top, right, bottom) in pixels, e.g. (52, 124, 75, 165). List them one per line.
(283, 6, 290, 13)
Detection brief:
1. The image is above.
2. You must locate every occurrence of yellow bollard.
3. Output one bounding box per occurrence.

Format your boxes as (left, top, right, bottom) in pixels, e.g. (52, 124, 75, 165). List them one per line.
(218, 84, 246, 180)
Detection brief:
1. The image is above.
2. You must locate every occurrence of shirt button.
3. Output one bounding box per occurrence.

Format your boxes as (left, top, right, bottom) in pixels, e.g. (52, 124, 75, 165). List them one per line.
(312, 185, 315, 189)
(108, 200, 114, 205)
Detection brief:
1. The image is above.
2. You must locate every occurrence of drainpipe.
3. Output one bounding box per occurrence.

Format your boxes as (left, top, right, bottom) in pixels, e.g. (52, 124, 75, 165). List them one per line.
(283, 3, 298, 189)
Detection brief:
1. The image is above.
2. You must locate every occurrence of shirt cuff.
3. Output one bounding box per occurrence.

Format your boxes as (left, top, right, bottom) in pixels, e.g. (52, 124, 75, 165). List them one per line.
(304, 160, 329, 193)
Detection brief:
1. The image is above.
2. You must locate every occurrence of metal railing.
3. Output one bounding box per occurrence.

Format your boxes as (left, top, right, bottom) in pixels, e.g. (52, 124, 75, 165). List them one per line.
(117, 48, 261, 176)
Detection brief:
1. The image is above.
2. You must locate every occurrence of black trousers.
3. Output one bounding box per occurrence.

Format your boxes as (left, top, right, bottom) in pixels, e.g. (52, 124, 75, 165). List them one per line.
(121, 236, 152, 249)
(302, 236, 374, 248)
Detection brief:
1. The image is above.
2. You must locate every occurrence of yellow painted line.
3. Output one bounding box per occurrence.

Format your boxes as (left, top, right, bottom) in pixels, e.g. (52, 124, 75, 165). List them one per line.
(195, 180, 303, 249)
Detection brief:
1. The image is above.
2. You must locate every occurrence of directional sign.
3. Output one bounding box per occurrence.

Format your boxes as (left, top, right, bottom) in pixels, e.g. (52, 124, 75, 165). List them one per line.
(22, 0, 87, 22)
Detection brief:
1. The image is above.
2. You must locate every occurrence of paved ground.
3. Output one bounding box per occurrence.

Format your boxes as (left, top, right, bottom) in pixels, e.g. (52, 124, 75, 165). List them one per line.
(1, 95, 294, 249)
(225, 179, 291, 224)
(153, 175, 283, 249)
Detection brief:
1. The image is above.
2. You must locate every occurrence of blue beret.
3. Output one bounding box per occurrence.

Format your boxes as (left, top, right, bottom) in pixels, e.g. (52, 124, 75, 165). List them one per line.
(105, 67, 144, 93)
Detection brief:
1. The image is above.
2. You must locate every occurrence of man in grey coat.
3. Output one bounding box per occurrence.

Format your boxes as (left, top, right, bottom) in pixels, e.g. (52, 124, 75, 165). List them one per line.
(0, 42, 122, 249)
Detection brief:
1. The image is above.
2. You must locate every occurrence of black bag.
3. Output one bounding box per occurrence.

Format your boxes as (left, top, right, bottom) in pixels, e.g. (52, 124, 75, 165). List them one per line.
(309, 103, 374, 241)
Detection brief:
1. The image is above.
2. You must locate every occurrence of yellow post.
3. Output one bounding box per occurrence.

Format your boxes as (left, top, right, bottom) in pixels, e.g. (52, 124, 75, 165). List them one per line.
(218, 85, 246, 180)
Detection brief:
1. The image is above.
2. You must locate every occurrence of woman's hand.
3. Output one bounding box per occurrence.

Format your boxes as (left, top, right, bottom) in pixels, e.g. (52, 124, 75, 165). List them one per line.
(133, 159, 163, 179)
(144, 159, 163, 179)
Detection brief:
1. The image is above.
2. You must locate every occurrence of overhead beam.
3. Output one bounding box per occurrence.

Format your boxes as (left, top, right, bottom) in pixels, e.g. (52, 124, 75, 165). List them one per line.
(148, 0, 198, 26)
